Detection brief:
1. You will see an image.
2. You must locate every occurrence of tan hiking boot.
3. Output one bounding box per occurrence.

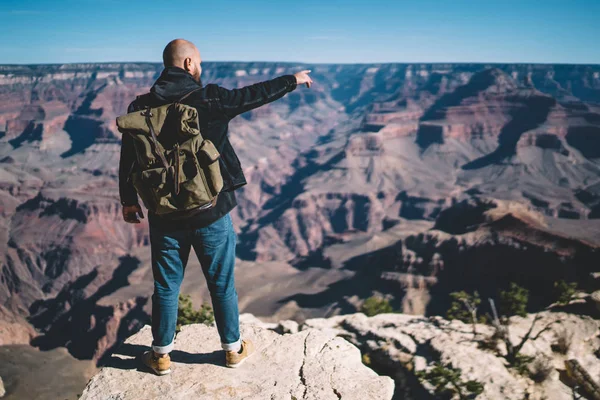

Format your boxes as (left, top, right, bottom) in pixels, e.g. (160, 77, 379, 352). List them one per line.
(142, 350, 172, 376)
(225, 339, 255, 368)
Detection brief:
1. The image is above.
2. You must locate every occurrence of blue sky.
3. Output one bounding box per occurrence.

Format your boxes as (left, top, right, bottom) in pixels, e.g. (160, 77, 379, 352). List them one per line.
(1, 0, 598, 65)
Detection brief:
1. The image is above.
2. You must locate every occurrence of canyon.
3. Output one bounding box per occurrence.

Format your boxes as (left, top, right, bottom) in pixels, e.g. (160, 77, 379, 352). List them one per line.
(0, 61, 599, 398)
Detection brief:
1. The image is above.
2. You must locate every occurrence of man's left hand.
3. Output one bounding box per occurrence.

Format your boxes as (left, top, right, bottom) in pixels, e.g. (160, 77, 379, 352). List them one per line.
(123, 204, 144, 223)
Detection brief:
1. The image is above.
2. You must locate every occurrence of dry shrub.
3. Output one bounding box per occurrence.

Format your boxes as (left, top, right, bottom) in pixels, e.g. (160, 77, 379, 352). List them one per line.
(551, 328, 573, 355)
(529, 356, 554, 383)
(478, 329, 501, 352)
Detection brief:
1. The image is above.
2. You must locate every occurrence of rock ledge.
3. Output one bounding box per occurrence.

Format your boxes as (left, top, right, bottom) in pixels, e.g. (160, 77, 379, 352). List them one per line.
(80, 322, 394, 400)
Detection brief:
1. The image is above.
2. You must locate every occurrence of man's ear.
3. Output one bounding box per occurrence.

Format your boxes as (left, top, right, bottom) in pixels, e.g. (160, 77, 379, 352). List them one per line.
(184, 57, 192, 71)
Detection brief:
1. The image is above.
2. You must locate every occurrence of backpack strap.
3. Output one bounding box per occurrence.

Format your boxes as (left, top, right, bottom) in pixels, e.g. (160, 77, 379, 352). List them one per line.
(175, 87, 203, 104)
(133, 87, 200, 110)
(132, 93, 153, 111)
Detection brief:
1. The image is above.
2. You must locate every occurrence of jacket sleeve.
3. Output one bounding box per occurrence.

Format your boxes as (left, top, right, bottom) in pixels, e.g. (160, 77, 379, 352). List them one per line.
(118, 102, 139, 206)
(216, 74, 298, 119)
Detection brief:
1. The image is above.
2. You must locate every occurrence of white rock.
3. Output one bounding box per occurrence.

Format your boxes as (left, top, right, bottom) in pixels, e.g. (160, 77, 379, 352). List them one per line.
(304, 311, 600, 400)
(80, 322, 394, 400)
(277, 320, 299, 334)
(238, 312, 278, 330)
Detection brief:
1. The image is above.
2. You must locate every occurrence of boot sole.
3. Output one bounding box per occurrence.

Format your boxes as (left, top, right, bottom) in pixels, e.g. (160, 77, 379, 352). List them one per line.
(153, 368, 172, 376)
(146, 365, 172, 375)
(141, 352, 172, 376)
(226, 350, 254, 368)
(226, 358, 247, 368)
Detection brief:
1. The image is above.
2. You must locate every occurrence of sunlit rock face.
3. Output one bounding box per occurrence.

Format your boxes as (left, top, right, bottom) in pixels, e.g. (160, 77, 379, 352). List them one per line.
(0, 62, 599, 361)
(80, 322, 395, 400)
(297, 311, 600, 400)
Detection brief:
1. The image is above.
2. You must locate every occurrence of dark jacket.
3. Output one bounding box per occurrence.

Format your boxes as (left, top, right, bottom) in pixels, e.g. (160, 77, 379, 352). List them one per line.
(118, 66, 298, 231)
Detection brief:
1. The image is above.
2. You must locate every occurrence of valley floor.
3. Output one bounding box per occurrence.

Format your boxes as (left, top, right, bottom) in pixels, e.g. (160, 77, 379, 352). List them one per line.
(0, 345, 96, 400)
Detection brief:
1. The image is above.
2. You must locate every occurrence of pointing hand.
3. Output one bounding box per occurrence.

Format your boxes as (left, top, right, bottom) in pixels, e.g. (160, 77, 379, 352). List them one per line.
(294, 70, 313, 88)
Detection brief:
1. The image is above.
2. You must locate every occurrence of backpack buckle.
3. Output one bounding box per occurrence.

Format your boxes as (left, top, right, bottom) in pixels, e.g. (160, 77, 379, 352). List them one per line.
(141, 107, 153, 118)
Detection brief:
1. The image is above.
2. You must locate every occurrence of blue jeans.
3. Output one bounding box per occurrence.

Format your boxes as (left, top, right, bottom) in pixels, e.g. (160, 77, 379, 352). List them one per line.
(149, 213, 240, 354)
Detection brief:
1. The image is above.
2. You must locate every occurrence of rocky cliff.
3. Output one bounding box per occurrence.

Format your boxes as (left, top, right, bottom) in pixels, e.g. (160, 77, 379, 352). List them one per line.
(80, 310, 600, 400)
(297, 311, 600, 400)
(81, 320, 395, 400)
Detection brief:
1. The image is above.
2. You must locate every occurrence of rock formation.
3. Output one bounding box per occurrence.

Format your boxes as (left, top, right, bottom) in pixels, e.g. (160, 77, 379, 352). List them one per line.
(80, 322, 394, 400)
(269, 312, 599, 400)
(80, 310, 599, 400)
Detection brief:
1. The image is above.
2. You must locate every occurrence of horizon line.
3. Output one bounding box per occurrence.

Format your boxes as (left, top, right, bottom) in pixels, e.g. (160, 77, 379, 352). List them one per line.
(2, 60, 600, 67)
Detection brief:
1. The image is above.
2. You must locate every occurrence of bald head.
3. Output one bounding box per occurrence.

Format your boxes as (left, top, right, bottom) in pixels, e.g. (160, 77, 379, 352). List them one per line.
(162, 39, 202, 82)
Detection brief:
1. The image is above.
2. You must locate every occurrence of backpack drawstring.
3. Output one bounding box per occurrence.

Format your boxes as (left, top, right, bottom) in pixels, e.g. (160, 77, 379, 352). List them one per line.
(174, 143, 180, 195)
(143, 106, 180, 196)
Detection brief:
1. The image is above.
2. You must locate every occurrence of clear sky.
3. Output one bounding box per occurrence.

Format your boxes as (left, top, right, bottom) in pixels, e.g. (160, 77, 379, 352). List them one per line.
(1, 0, 598, 65)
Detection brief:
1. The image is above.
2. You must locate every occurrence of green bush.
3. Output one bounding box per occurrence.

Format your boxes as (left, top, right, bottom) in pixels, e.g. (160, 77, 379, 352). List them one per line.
(360, 295, 395, 317)
(416, 362, 485, 399)
(499, 282, 529, 319)
(176, 294, 214, 331)
(553, 280, 577, 305)
(447, 291, 478, 322)
(447, 290, 488, 337)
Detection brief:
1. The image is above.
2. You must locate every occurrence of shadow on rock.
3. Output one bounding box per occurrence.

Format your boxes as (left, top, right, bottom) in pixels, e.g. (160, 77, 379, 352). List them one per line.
(100, 342, 224, 371)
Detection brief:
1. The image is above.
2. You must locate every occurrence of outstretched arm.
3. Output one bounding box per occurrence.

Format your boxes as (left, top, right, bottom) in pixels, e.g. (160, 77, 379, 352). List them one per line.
(217, 70, 313, 119)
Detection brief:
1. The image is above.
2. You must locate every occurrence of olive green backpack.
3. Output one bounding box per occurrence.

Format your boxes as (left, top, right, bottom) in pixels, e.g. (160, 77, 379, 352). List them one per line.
(116, 89, 223, 215)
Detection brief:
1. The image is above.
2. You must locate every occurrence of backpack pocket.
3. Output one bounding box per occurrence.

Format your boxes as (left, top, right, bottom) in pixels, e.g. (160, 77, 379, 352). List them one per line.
(131, 167, 167, 212)
(176, 150, 214, 207)
(197, 140, 224, 196)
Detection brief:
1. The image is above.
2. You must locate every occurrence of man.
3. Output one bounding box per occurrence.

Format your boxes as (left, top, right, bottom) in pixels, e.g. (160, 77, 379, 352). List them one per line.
(118, 38, 312, 375)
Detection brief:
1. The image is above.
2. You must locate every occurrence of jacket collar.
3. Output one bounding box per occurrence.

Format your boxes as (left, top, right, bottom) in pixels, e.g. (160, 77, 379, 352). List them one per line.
(150, 66, 203, 102)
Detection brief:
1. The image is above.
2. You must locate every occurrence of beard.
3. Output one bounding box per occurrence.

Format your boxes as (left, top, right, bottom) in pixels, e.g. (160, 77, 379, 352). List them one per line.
(192, 68, 201, 84)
